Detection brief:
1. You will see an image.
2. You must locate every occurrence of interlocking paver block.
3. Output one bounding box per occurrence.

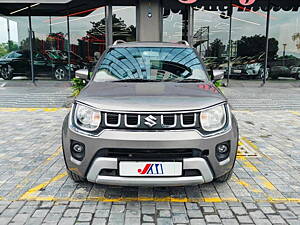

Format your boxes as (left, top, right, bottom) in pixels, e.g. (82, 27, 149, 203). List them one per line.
(187, 209, 203, 218)
(205, 215, 221, 223)
(95, 209, 110, 218)
(64, 208, 80, 217)
(77, 213, 93, 222)
(32, 209, 49, 218)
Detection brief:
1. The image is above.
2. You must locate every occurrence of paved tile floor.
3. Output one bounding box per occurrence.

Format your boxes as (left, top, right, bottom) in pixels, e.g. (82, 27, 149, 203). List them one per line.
(0, 108, 300, 224)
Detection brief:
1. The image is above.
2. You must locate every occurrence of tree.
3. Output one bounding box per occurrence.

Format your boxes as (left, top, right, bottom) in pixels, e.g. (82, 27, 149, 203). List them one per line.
(209, 39, 225, 58)
(78, 14, 136, 60)
(0, 43, 7, 57)
(0, 41, 19, 57)
(237, 35, 279, 59)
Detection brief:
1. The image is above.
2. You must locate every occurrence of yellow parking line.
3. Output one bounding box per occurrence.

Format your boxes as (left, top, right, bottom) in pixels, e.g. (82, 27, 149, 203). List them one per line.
(46, 147, 62, 161)
(233, 178, 262, 193)
(241, 137, 258, 150)
(289, 111, 300, 116)
(9, 147, 62, 191)
(258, 176, 276, 191)
(19, 172, 67, 200)
(243, 161, 259, 172)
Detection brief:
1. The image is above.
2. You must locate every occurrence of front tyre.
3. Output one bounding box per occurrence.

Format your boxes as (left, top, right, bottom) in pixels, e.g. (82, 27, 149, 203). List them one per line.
(67, 170, 86, 182)
(258, 67, 269, 80)
(215, 168, 233, 183)
(1, 65, 14, 80)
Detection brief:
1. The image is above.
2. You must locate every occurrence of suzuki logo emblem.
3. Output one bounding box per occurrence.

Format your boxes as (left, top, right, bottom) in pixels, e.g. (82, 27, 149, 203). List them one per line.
(144, 115, 157, 128)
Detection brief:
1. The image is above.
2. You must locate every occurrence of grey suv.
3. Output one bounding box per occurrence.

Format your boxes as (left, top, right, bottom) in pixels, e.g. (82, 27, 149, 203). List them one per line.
(62, 41, 239, 186)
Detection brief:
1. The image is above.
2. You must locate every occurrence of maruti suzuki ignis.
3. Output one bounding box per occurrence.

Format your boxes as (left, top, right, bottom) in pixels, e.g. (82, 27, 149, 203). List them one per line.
(62, 41, 239, 186)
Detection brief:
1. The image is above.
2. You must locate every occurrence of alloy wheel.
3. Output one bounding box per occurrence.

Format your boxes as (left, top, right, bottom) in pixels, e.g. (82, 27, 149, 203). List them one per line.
(55, 68, 65, 80)
(1, 67, 9, 79)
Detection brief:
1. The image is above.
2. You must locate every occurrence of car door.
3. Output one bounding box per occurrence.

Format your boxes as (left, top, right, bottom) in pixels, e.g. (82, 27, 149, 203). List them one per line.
(33, 52, 49, 75)
(10, 51, 30, 75)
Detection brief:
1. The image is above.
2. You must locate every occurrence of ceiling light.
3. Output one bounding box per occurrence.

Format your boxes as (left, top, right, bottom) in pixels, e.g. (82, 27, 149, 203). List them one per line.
(10, 3, 40, 15)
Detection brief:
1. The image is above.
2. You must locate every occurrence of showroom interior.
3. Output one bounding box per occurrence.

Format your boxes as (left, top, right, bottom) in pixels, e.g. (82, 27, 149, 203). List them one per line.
(0, 0, 300, 84)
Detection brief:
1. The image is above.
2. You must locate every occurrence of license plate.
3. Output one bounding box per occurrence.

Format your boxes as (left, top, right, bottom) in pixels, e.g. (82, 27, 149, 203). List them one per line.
(119, 161, 182, 177)
(233, 69, 242, 73)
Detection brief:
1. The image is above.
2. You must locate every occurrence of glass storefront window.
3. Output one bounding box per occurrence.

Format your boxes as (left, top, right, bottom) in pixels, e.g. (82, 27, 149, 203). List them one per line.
(163, 10, 183, 42)
(193, 8, 229, 73)
(0, 16, 30, 80)
(31, 16, 69, 80)
(69, 7, 106, 65)
(112, 6, 136, 42)
(229, 8, 268, 80)
(270, 11, 300, 80)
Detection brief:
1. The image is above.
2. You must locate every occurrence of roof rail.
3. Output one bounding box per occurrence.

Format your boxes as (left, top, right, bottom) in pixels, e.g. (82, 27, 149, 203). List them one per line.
(113, 40, 126, 45)
(177, 40, 190, 46)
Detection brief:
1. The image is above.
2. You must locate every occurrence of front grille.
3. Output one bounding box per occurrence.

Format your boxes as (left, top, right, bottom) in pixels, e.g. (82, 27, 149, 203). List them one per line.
(97, 148, 202, 160)
(102, 112, 198, 129)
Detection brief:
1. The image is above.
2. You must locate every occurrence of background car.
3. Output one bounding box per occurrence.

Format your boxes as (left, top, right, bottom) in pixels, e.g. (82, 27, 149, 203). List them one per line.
(269, 66, 292, 80)
(290, 66, 300, 80)
(0, 50, 88, 80)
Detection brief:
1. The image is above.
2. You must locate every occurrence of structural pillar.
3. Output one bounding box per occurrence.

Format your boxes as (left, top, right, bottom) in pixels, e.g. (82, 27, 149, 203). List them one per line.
(263, 0, 271, 86)
(67, 16, 71, 80)
(28, 6, 35, 83)
(137, 0, 162, 42)
(105, 3, 113, 46)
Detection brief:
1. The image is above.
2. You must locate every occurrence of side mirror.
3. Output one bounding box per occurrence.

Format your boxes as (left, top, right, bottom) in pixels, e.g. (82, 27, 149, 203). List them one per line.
(75, 69, 89, 81)
(212, 70, 224, 83)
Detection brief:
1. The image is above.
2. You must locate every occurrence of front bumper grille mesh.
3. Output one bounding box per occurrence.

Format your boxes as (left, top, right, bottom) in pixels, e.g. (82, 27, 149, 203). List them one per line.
(97, 148, 203, 160)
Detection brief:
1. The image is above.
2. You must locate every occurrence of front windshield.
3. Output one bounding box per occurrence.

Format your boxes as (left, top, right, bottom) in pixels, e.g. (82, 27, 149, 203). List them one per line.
(93, 47, 208, 82)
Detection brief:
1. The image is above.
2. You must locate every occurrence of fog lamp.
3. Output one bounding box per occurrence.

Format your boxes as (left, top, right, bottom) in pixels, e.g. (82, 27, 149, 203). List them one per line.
(73, 144, 84, 153)
(215, 142, 230, 162)
(71, 141, 85, 161)
(216, 144, 229, 154)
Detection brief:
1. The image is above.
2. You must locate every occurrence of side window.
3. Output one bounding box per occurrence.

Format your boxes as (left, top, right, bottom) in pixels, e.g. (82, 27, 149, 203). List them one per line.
(34, 53, 44, 60)
(6, 52, 15, 59)
(14, 52, 24, 58)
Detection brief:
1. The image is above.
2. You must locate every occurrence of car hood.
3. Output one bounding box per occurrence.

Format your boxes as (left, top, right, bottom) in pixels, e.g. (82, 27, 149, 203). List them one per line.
(76, 82, 226, 112)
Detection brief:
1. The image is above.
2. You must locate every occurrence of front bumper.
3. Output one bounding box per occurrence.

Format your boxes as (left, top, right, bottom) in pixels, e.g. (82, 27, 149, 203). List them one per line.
(62, 114, 238, 186)
(87, 157, 213, 186)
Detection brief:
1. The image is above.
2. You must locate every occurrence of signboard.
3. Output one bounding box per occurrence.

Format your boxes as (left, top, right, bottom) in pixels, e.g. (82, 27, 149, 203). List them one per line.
(178, 0, 257, 5)
(178, 0, 198, 4)
(239, 0, 256, 6)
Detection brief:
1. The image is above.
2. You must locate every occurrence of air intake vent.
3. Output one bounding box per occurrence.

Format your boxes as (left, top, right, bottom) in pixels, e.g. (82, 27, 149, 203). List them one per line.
(105, 113, 120, 127)
(161, 114, 177, 128)
(181, 113, 196, 127)
(125, 114, 140, 128)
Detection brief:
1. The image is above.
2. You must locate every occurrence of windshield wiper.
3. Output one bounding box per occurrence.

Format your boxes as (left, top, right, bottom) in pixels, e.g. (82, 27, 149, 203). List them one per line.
(112, 79, 161, 82)
(175, 79, 205, 83)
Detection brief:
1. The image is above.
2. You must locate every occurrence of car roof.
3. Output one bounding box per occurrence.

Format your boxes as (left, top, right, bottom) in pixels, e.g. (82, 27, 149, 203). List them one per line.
(110, 41, 191, 49)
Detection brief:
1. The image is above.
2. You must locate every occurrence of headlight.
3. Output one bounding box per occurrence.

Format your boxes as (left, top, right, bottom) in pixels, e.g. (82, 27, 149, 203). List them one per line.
(200, 105, 227, 132)
(74, 104, 101, 131)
